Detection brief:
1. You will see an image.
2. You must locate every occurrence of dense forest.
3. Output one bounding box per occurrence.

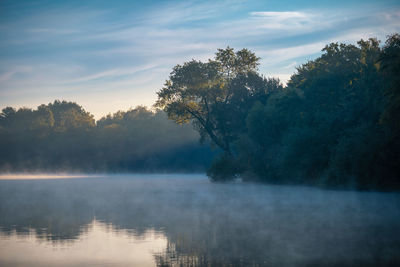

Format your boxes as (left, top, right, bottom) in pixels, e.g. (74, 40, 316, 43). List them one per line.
(0, 103, 215, 172)
(1, 34, 399, 190)
(156, 34, 400, 190)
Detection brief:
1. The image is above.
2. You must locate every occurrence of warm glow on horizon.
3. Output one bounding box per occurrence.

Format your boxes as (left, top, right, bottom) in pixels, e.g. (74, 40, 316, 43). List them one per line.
(0, 174, 101, 180)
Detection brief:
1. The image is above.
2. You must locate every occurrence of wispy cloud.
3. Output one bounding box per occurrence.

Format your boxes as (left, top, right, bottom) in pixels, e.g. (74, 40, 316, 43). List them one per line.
(250, 11, 309, 19)
(0, 71, 16, 83)
(0, 66, 32, 83)
(65, 64, 157, 84)
(0, 0, 399, 118)
(27, 28, 79, 34)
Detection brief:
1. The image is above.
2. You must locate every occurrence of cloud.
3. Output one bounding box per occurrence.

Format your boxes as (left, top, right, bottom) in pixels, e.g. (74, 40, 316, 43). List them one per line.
(27, 28, 79, 34)
(1, 0, 400, 118)
(250, 11, 309, 20)
(0, 66, 32, 83)
(143, 0, 245, 25)
(247, 10, 318, 31)
(0, 71, 16, 83)
(65, 64, 157, 84)
(259, 42, 326, 63)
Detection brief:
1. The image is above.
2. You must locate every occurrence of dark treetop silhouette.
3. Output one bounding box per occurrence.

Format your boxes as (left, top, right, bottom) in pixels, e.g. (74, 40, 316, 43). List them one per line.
(156, 35, 400, 190)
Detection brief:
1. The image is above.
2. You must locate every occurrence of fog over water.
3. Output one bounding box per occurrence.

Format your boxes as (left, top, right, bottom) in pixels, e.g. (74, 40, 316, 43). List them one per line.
(0, 174, 400, 266)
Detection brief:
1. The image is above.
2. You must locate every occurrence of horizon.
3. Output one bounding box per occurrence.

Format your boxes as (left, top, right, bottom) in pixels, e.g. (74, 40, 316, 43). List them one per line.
(1, 0, 400, 119)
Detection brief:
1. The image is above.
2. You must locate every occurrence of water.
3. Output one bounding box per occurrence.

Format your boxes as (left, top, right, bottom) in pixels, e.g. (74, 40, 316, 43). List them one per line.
(0, 174, 400, 266)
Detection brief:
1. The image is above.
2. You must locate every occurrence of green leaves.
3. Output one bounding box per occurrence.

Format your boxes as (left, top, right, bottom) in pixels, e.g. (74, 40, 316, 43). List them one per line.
(155, 47, 265, 158)
(215, 46, 260, 77)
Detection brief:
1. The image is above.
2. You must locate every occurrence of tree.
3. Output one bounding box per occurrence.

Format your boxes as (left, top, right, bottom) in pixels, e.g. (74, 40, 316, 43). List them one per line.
(155, 47, 267, 155)
(379, 33, 400, 134)
(0, 102, 213, 173)
(155, 47, 286, 180)
(48, 100, 95, 132)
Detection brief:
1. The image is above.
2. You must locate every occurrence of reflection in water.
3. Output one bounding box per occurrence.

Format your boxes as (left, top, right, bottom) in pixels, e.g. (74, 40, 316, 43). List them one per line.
(0, 220, 167, 267)
(0, 174, 400, 266)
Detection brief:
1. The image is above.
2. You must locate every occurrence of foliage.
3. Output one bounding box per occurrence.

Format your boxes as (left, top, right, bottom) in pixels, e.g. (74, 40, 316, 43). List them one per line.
(1, 35, 399, 190)
(155, 47, 282, 180)
(155, 47, 274, 154)
(158, 35, 400, 190)
(0, 101, 215, 172)
(379, 33, 400, 134)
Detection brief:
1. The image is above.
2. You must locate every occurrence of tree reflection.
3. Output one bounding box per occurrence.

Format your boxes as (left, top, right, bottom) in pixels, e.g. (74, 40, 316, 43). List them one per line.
(1, 176, 400, 266)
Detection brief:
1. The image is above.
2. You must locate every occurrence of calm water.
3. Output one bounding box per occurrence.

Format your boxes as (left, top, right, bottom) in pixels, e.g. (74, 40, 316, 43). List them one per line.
(0, 174, 400, 267)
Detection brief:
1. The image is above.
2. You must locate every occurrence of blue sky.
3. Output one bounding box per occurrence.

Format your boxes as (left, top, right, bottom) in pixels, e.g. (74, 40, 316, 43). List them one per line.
(1, 0, 399, 119)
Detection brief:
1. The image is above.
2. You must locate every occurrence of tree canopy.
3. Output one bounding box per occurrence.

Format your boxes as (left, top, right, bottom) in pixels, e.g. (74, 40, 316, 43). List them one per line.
(0, 101, 214, 172)
(1, 35, 399, 190)
(155, 47, 280, 156)
(157, 35, 400, 189)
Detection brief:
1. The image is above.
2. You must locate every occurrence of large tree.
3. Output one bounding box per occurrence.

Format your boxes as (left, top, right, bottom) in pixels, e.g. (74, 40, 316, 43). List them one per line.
(155, 47, 278, 157)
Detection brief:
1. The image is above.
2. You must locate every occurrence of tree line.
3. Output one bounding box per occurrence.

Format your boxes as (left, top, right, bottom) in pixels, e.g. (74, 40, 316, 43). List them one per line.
(1, 34, 399, 190)
(156, 34, 400, 190)
(0, 102, 215, 172)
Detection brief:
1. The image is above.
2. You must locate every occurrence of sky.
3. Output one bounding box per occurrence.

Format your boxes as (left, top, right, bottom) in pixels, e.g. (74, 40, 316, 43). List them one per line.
(0, 0, 399, 119)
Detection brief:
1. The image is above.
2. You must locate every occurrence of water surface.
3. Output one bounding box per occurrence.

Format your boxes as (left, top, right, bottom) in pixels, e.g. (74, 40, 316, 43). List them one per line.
(0, 174, 399, 266)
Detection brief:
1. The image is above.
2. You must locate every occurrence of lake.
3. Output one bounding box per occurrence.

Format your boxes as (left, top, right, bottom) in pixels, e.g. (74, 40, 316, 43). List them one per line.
(0, 174, 399, 266)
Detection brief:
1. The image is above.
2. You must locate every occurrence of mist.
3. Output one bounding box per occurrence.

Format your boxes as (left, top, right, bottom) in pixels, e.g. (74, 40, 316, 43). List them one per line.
(1, 175, 399, 266)
(0, 103, 217, 174)
(0, 5, 399, 265)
